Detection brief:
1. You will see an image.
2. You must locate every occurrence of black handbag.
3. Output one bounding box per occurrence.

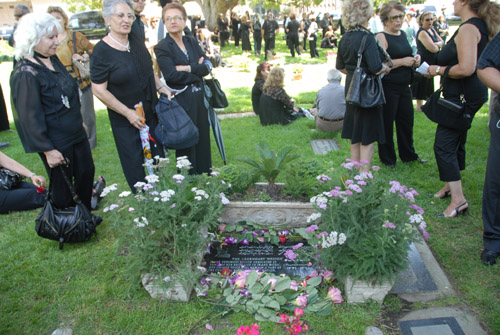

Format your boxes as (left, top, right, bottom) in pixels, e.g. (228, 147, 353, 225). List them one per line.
(346, 34, 386, 109)
(204, 70, 229, 109)
(154, 94, 199, 150)
(422, 86, 472, 130)
(35, 164, 100, 250)
(0, 168, 22, 190)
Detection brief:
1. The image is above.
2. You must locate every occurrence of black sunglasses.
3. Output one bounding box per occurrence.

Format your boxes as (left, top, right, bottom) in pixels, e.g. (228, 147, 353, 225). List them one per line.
(389, 14, 405, 21)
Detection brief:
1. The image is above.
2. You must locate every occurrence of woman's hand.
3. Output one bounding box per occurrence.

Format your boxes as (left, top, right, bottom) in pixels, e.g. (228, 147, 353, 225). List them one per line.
(175, 65, 191, 72)
(401, 56, 416, 67)
(31, 175, 46, 188)
(158, 86, 172, 100)
(44, 150, 66, 168)
(126, 109, 145, 130)
(414, 54, 421, 67)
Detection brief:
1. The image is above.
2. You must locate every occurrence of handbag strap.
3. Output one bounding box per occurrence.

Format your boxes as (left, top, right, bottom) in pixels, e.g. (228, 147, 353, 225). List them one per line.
(47, 160, 83, 205)
(355, 34, 369, 70)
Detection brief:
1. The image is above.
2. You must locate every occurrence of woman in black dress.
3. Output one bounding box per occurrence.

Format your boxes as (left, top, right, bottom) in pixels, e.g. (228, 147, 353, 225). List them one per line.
(239, 15, 252, 52)
(217, 13, 228, 48)
(336, 0, 390, 172)
(259, 67, 299, 126)
(11, 13, 94, 210)
(412, 11, 444, 111)
(376, 1, 423, 168)
(154, 2, 212, 174)
(91, 0, 169, 191)
(251, 62, 270, 115)
(231, 12, 240, 47)
(426, 0, 500, 218)
(286, 13, 301, 57)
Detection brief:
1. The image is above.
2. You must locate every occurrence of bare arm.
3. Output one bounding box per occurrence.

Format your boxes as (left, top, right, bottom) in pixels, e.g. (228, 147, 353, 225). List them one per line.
(91, 81, 144, 130)
(418, 30, 441, 53)
(478, 67, 500, 93)
(0, 152, 46, 187)
(428, 24, 481, 78)
(154, 72, 172, 99)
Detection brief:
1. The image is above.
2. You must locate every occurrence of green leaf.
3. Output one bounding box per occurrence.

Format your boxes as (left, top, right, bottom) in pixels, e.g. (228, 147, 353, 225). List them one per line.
(245, 271, 259, 287)
(261, 296, 272, 304)
(225, 225, 236, 232)
(248, 282, 264, 294)
(226, 294, 234, 304)
(275, 277, 291, 292)
(306, 300, 330, 313)
(223, 287, 233, 297)
(307, 293, 320, 305)
(282, 289, 300, 300)
(306, 276, 322, 287)
(275, 295, 287, 305)
(306, 286, 318, 295)
(257, 307, 275, 318)
(316, 305, 333, 316)
(266, 300, 281, 310)
(252, 293, 263, 301)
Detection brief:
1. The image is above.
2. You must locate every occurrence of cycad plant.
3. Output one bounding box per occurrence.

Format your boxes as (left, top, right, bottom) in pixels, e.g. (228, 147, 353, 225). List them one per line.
(239, 142, 299, 197)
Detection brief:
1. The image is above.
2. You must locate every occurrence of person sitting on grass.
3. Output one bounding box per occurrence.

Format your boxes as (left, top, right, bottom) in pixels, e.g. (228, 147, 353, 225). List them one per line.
(258, 67, 300, 126)
(0, 151, 47, 214)
(311, 69, 345, 132)
(251, 61, 271, 115)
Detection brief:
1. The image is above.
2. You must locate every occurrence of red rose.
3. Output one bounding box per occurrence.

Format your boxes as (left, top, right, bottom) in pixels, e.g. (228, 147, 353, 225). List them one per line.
(279, 235, 287, 243)
(36, 186, 45, 194)
(221, 268, 231, 276)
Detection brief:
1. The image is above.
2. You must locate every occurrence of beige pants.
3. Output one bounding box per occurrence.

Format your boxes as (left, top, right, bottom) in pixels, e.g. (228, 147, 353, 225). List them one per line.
(315, 115, 344, 132)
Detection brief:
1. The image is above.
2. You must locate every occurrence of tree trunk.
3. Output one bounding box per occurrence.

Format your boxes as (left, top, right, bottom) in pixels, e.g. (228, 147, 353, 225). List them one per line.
(195, 0, 238, 31)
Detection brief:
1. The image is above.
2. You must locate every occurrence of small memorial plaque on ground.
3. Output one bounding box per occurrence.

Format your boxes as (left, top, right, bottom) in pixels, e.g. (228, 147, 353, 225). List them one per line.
(310, 139, 339, 155)
(204, 241, 315, 278)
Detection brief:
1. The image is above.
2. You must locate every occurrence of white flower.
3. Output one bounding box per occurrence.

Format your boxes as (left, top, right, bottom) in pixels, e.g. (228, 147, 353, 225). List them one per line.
(338, 233, 346, 245)
(133, 181, 146, 189)
(119, 191, 131, 198)
(172, 174, 185, 181)
(134, 217, 149, 228)
(194, 196, 202, 201)
(210, 171, 220, 176)
(145, 174, 159, 184)
(220, 192, 230, 205)
(176, 156, 192, 169)
(306, 212, 321, 223)
(153, 197, 159, 202)
(103, 207, 110, 212)
(409, 214, 424, 224)
(195, 189, 209, 199)
(164, 276, 171, 282)
(101, 183, 118, 197)
(197, 266, 207, 272)
(321, 231, 346, 248)
(181, 224, 187, 228)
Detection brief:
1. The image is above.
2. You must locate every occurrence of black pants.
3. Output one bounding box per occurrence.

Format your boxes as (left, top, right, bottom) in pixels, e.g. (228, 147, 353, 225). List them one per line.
(0, 182, 46, 214)
(433, 124, 467, 182)
(253, 30, 262, 55)
(303, 32, 308, 50)
(264, 36, 275, 59)
(176, 86, 212, 174)
(233, 29, 239, 47)
(110, 102, 164, 191)
(288, 34, 301, 57)
(0, 84, 9, 131)
(40, 139, 94, 210)
(219, 32, 225, 47)
(378, 83, 418, 165)
(483, 109, 500, 252)
(309, 35, 318, 58)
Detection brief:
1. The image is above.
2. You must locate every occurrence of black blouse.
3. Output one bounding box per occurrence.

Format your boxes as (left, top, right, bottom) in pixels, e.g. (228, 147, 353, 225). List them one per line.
(336, 29, 384, 93)
(437, 17, 488, 103)
(381, 31, 413, 86)
(262, 86, 294, 110)
(91, 33, 156, 127)
(10, 56, 86, 153)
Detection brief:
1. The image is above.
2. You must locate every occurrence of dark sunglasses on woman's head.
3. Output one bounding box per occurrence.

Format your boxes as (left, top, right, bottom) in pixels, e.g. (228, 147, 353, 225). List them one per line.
(389, 14, 405, 21)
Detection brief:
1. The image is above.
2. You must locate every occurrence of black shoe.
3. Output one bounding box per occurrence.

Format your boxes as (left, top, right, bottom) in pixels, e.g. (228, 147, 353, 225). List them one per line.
(91, 176, 106, 210)
(0, 142, 10, 149)
(481, 249, 500, 265)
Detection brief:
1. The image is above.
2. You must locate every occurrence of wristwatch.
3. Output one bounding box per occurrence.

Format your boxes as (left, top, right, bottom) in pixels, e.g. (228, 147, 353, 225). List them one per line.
(436, 66, 441, 75)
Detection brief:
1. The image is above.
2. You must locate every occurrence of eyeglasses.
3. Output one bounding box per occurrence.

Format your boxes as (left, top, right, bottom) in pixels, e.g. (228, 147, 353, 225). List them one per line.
(389, 14, 405, 21)
(165, 16, 184, 23)
(113, 13, 136, 21)
(425, 18, 434, 21)
(133, 0, 145, 2)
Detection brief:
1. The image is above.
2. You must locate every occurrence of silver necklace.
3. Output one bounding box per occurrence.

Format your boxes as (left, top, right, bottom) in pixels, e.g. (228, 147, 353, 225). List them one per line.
(108, 33, 130, 52)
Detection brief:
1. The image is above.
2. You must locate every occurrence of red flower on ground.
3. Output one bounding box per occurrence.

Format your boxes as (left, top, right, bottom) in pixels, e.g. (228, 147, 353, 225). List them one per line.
(279, 235, 287, 243)
(221, 268, 231, 276)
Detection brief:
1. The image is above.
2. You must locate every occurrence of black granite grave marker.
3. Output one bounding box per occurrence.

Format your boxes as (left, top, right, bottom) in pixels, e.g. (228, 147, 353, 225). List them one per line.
(204, 241, 315, 278)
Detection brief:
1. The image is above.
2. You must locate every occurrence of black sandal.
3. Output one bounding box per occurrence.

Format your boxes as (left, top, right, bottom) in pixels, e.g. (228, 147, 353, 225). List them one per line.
(91, 176, 106, 210)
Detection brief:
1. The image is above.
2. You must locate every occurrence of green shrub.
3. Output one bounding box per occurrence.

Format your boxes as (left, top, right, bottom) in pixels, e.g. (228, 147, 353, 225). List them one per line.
(219, 164, 256, 194)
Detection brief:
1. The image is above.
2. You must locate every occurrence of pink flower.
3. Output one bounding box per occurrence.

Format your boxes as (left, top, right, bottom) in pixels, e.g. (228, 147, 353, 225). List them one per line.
(205, 323, 213, 331)
(292, 243, 304, 250)
(383, 221, 396, 229)
(236, 324, 260, 335)
(294, 308, 304, 317)
(305, 224, 318, 233)
(284, 250, 297, 260)
(234, 270, 252, 288)
(345, 190, 353, 196)
(267, 277, 277, 291)
(290, 280, 299, 291)
(128, 207, 135, 212)
(322, 270, 334, 281)
(327, 286, 344, 303)
(372, 165, 381, 171)
(295, 294, 308, 308)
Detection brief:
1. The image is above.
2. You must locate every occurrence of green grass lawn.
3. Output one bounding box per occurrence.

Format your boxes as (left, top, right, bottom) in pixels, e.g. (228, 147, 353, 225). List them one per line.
(1, 33, 499, 335)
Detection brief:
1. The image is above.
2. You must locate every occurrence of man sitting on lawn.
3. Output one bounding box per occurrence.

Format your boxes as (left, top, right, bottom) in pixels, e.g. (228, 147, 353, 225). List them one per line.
(311, 69, 345, 132)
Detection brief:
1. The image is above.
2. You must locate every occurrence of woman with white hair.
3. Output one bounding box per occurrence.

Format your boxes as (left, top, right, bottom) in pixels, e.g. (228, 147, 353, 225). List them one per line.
(336, 0, 390, 172)
(10, 13, 95, 211)
(91, 0, 170, 191)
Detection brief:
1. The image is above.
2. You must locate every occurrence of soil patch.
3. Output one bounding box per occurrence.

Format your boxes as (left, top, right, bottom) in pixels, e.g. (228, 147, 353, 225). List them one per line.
(228, 184, 308, 203)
